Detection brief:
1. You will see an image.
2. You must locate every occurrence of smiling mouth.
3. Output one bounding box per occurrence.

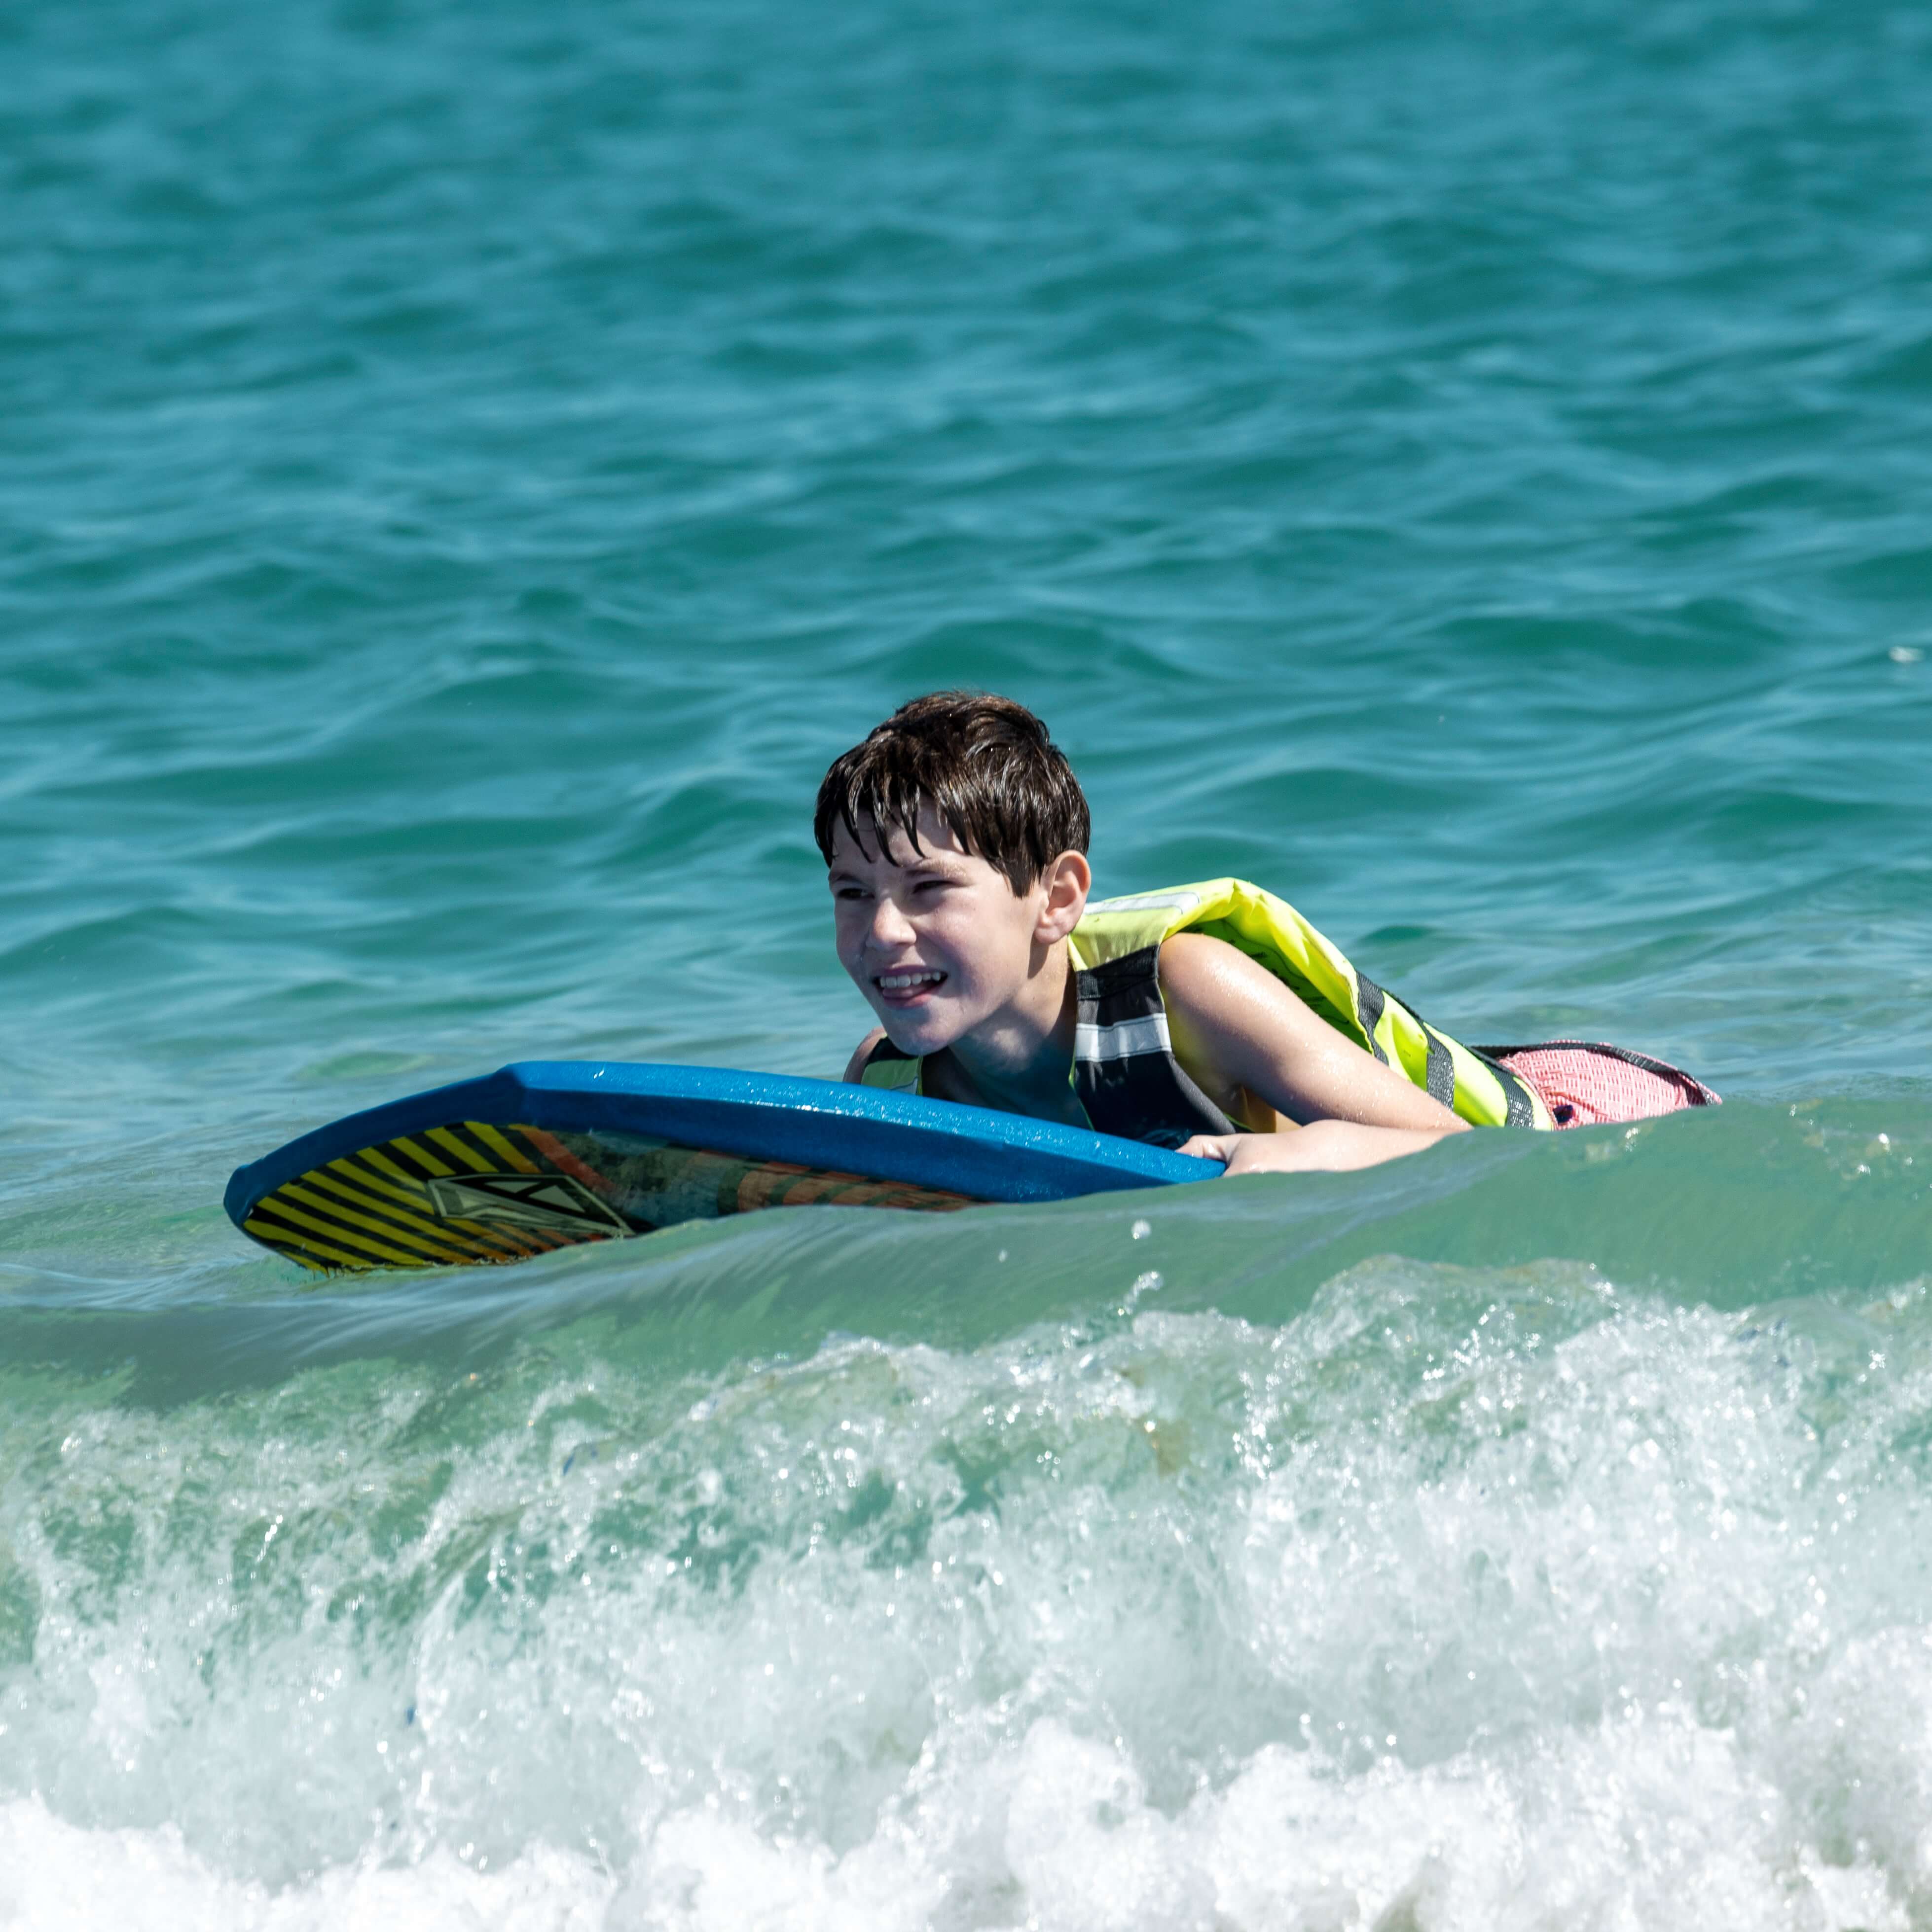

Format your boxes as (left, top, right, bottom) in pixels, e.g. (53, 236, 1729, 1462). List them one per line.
(875, 969, 948, 996)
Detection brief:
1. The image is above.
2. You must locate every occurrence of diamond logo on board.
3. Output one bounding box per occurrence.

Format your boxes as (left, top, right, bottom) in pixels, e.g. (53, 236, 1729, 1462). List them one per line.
(424, 1171, 630, 1236)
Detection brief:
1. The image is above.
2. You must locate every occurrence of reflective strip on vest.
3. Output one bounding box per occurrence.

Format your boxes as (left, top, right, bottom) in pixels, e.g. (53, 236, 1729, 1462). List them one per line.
(1073, 1013, 1171, 1062)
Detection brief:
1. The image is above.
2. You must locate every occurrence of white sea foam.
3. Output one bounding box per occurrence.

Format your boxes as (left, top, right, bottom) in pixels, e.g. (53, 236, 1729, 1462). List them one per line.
(0, 1795, 613, 1930)
(4, 1259, 1932, 1929)
(0, 1710, 1914, 1930)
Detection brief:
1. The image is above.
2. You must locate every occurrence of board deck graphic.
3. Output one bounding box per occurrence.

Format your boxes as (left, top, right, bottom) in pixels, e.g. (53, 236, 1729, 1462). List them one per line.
(227, 1061, 1211, 1274)
(422, 1169, 633, 1237)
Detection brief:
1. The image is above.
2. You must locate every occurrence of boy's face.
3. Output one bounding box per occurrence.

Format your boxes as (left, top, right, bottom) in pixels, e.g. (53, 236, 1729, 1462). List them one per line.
(828, 807, 1079, 1057)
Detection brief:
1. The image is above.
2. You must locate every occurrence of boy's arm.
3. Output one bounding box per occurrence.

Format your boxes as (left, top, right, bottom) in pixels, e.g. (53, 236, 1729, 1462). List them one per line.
(841, 1027, 888, 1083)
(1158, 932, 1469, 1174)
(1178, 1117, 1457, 1174)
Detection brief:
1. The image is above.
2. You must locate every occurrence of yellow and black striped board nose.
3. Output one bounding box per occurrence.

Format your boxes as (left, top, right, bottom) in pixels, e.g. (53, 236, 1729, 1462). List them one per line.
(241, 1119, 634, 1273)
(225, 1061, 1213, 1275)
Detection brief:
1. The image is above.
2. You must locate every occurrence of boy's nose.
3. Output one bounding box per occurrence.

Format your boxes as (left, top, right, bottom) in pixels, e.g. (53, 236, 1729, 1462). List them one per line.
(869, 895, 916, 946)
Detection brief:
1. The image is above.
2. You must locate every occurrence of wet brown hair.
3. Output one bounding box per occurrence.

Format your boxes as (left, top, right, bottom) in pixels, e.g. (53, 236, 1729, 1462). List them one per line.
(815, 691, 1091, 895)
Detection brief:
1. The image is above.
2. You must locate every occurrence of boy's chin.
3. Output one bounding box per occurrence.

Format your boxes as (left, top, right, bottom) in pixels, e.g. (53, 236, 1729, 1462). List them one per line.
(875, 1005, 964, 1057)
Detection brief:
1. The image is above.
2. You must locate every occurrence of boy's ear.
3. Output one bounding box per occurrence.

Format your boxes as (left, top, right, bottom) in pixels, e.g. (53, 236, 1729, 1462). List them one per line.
(1034, 850, 1091, 944)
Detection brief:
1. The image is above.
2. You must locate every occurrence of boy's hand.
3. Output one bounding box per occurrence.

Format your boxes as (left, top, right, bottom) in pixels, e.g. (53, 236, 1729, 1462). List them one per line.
(1179, 1120, 1460, 1175)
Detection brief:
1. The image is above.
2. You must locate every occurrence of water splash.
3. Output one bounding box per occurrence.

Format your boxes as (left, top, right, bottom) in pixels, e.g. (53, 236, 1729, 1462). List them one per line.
(5, 1242, 1932, 1927)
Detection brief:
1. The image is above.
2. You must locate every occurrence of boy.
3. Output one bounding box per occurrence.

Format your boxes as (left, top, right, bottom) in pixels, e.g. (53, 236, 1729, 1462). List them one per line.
(818, 691, 1522, 1175)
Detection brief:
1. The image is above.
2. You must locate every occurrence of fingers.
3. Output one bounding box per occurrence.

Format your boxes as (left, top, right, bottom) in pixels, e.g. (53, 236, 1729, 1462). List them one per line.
(1177, 1134, 1237, 1167)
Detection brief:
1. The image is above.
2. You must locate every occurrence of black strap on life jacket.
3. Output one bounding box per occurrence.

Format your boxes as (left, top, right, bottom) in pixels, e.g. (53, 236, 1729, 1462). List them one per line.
(1072, 947, 1235, 1149)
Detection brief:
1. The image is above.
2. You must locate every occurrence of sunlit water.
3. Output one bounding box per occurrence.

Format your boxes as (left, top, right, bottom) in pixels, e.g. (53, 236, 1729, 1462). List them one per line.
(3, 0, 1932, 1924)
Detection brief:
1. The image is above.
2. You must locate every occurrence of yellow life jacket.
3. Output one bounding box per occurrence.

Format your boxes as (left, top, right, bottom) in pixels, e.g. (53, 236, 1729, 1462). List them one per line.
(861, 877, 1553, 1141)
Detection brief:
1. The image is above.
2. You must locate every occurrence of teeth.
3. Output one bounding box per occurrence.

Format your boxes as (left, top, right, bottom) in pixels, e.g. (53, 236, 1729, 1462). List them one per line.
(878, 971, 944, 990)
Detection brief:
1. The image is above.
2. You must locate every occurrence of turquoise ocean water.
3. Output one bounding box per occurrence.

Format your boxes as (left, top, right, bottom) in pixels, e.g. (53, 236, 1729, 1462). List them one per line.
(4, 0, 1932, 1921)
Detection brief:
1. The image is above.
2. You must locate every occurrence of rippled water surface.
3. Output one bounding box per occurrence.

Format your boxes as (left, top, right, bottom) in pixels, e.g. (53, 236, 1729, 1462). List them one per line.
(3, 0, 1931, 1924)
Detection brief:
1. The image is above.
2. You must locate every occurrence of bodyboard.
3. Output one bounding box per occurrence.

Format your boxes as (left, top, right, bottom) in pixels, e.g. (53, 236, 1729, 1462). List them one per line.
(225, 1060, 1214, 1274)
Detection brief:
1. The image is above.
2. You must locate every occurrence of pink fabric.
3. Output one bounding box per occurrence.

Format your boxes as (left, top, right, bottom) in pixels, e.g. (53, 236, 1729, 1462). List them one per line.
(1494, 1045, 1719, 1130)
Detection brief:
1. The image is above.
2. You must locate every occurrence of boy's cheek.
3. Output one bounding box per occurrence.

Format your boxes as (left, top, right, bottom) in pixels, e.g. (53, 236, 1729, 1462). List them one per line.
(832, 930, 867, 982)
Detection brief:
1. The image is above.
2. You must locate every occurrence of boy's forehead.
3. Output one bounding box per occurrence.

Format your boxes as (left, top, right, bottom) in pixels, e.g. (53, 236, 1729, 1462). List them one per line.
(829, 807, 973, 871)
